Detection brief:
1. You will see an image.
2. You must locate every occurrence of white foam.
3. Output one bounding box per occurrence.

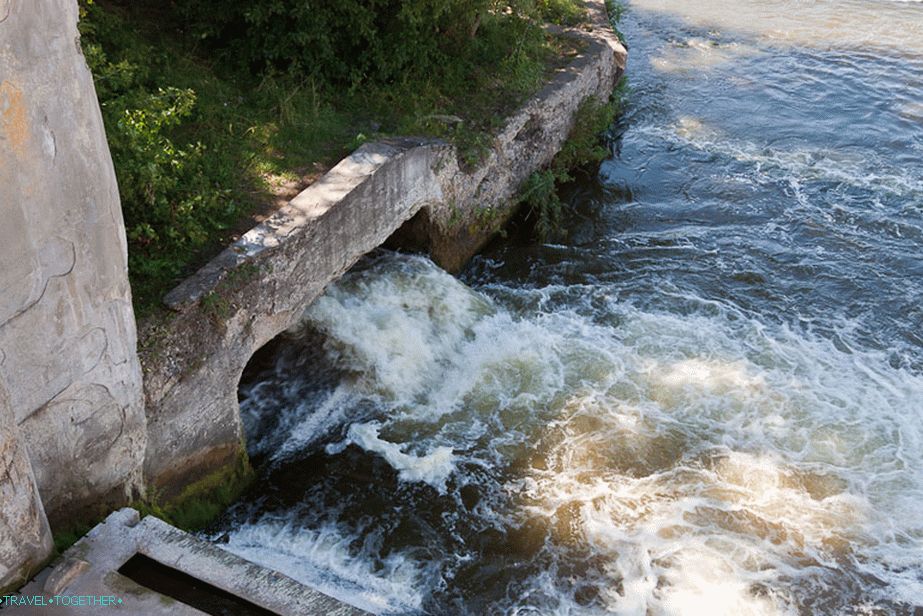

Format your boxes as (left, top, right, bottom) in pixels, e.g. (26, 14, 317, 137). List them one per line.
(305, 254, 493, 403)
(332, 421, 456, 492)
(276, 386, 357, 459)
(240, 254, 923, 613)
(219, 519, 427, 614)
(301, 255, 591, 430)
(513, 300, 923, 613)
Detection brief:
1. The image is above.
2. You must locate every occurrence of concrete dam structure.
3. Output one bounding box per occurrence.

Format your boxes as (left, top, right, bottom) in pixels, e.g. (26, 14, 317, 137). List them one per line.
(0, 0, 625, 602)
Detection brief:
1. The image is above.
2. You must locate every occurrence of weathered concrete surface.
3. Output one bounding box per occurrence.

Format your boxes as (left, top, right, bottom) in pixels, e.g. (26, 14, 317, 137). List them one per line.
(14, 509, 365, 615)
(0, 376, 53, 594)
(141, 0, 626, 496)
(0, 0, 145, 524)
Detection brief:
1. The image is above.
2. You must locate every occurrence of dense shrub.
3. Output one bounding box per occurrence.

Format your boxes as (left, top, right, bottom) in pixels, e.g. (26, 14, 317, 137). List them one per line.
(178, 1, 560, 89)
(79, 1, 239, 309)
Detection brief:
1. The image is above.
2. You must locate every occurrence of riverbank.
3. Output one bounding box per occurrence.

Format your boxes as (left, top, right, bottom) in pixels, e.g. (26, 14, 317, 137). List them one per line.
(79, 0, 610, 314)
(0, 0, 625, 595)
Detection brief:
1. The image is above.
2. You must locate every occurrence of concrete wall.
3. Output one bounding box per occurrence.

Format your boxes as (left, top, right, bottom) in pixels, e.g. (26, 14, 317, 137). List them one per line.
(142, 140, 448, 493)
(140, 0, 626, 495)
(0, 0, 145, 525)
(0, 374, 52, 592)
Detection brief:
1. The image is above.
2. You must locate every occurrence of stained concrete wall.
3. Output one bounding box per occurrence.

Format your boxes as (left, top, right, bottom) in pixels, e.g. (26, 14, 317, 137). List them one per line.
(0, 374, 52, 592)
(140, 0, 627, 495)
(0, 0, 145, 525)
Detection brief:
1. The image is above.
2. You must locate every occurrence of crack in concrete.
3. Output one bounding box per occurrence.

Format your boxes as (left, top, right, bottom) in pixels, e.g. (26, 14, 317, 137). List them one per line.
(0, 239, 76, 329)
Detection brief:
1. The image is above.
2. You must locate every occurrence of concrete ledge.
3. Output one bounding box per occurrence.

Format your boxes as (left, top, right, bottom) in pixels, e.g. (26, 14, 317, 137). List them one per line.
(13, 509, 366, 615)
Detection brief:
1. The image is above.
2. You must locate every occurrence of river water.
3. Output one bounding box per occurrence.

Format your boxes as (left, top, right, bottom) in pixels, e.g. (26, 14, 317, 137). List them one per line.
(209, 1, 923, 614)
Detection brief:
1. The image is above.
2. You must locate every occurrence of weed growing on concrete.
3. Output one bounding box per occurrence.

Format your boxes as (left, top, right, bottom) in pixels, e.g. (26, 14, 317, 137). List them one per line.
(517, 86, 627, 240)
(200, 291, 231, 322)
(471, 205, 509, 236)
(136, 448, 254, 532)
(518, 170, 565, 240)
(52, 525, 94, 556)
(605, 0, 628, 45)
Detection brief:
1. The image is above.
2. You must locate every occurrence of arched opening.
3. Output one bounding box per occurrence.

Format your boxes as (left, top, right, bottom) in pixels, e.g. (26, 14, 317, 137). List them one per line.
(382, 207, 434, 256)
(236, 322, 347, 469)
(213, 251, 487, 613)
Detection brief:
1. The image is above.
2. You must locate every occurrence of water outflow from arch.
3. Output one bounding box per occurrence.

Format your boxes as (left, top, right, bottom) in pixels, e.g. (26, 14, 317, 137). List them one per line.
(209, 1, 923, 613)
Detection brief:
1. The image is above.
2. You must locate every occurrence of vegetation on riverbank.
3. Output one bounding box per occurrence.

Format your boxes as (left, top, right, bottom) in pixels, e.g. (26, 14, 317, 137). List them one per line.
(519, 76, 628, 239)
(78, 0, 598, 314)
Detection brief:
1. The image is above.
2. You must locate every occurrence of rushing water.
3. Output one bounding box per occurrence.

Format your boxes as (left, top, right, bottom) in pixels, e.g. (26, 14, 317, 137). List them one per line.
(210, 1, 923, 614)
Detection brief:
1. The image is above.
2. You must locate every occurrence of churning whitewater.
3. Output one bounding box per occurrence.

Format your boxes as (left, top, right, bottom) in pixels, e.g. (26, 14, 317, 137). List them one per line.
(218, 255, 922, 615)
(208, 0, 923, 613)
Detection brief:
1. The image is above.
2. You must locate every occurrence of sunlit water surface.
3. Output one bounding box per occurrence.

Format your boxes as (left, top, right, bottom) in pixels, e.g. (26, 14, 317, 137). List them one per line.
(208, 1, 923, 613)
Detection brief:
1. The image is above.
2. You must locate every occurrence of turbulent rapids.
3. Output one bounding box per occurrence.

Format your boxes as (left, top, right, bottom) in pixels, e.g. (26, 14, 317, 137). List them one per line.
(207, 0, 923, 614)
(215, 257, 923, 615)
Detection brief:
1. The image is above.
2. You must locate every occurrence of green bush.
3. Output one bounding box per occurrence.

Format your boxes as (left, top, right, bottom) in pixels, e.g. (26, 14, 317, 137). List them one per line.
(79, 1, 240, 310)
(178, 1, 564, 89)
(113, 88, 231, 279)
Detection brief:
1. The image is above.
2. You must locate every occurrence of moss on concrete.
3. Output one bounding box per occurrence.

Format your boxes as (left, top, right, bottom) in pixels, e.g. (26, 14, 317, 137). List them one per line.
(137, 446, 254, 532)
(53, 444, 254, 554)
